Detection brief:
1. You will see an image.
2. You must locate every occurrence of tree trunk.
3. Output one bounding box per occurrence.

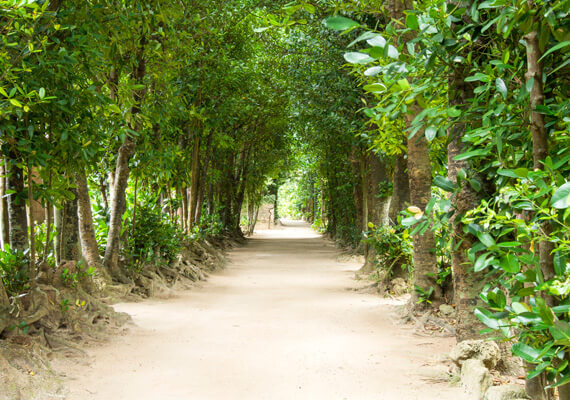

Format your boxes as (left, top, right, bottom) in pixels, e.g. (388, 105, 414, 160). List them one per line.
(76, 168, 102, 268)
(359, 157, 371, 273)
(61, 186, 80, 261)
(448, 55, 487, 341)
(406, 116, 441, 303)
(54, 206, 62, 265)
(5, 156, 28, 253)
(389, 153, 410, 224)
(104, 33, 146, 278)
(188, 133, 201, 229)
(27, 161, 36, 287)
(0, 163, 9, 250)
(525, 27, 556, 400)
(367, 152, 390, 226)
(42, 199, 53, 262)
(104, 139, 136, 277)
(180, 186, 188, 232)
(390, 0, 440, 303)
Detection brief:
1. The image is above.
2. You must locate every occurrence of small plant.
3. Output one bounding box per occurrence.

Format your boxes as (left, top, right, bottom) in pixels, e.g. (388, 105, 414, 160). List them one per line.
(365, 223, 413, 276)
(125, 202, 183, 272)
(0, 246, 30, 296)
(61, 298, 70, 313)
(414, 285, 434, 304)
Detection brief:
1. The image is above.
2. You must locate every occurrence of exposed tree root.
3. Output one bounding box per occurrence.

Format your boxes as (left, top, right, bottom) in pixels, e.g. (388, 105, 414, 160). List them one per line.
(0, 235, 232, 400)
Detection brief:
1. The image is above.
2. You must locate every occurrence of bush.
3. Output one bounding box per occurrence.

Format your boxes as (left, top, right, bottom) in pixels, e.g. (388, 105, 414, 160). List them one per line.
(366, 224, 412, 276)
(125, 203, 182, 272)
(0, 246, 29, 296)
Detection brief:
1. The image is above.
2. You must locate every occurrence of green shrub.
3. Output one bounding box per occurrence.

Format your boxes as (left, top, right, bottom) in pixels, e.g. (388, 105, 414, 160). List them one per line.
(0, 246, 29, 296)
(125, 203, 182, 272)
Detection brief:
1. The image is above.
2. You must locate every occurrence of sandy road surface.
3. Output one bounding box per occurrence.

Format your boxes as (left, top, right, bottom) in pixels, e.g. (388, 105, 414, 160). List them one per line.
(61, 221, 464, 400)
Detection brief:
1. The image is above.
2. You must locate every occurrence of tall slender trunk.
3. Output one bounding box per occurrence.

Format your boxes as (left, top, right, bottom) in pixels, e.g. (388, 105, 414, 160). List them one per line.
(361, 157, 370, 270)
(447, 35, 487, 340)
(5, 156, 28, 253)
(54, 206, 62, 265)
(0, 163, 9, 250)
(406, 115, 441, 302)
(525, 26, 557, 400)
(180, 186, 188, 232)
(104, 34, 146, 278)
(389, 153, 410, 223)
(391, 0, 441, 303)
(61, 186, 80, 261)
(27, 161, 36, 287)
(76, 167, 101, 268)
(188, 133, 201, 229)
(195, 132, 212, 226)
(43, 198, 53, 261)
(103, 139, 136, 276)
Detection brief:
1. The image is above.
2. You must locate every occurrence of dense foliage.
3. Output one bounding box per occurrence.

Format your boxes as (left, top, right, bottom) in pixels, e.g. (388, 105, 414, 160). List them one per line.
(1, 0, 569, 398)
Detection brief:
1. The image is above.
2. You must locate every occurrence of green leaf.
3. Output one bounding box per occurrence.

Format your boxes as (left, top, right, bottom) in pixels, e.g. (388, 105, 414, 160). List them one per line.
(454, 149, 489, 161)
(401, 216, 421, 227)
(540, 41, 570, 61)
(552, 305, 570, 314)
(551, 182, 570, 209)
(465, 72, 490, 82)
(549, 371, 570, 389)
(550, 321, 570, 341)
(364, 66, 382, 77)
(366, 35, 387, 48)
(535, 297, 554, 326)
(500, 253, 520, 273)
(474, 253, 492, 272)
(397, 79, 410, 90)
(474, 307, 501, 330)
(514, 168, 529, 178)
(324, 16, 359, 31)
(512, 342, 541, 363)
(253, 27, 270, 33)
(363, 83, 386, 93)
(425, 126, 437, 141)
(9, 99, 22, 108)
(343, 52, 375, 64)
(387, 45, 399, 59)
(348, 31, 379, 47)
(406, 14, 419, 30)
(38, 87, 45, 99)
(496, 78, 507, 99)
(447, 107, 461, 117)
(433, 176, 456, 192)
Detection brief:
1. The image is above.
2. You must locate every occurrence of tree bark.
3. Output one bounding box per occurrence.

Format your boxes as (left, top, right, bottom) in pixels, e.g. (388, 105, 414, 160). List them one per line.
(76, 168, 102, 268)
(524, 27, 556, 400)
(61, 186, 80, 261)
(188, 132, 201, 229)
(406, 115, 441, 302)
(103, 139, 136, 276)
(54, 206, 62, 265)
(104, 33, 146, 278)
(448, 49, 487, 341)
(27, 161, 36, 287)
(391, 0, 440, 303)
(0, 163, 9, 250)
(388, 153, 410, 223)
(5, 156, 28, 253)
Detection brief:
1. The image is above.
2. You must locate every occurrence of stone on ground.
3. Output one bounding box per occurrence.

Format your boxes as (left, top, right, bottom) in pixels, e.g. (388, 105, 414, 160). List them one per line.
(461, 359, 492, 400)
(484, 384, 528, 400)
(451, 339, 501, 369)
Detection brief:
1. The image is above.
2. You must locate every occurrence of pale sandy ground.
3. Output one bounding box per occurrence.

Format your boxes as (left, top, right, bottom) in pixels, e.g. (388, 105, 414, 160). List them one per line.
(59, 221, 466, 400)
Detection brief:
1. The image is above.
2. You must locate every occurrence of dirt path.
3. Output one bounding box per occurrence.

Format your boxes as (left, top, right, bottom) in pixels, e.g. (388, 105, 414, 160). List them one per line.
(60, 221, 465, 399)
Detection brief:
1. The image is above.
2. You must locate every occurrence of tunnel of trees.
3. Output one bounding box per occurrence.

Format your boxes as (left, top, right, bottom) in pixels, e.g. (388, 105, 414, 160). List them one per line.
(1, 0, 569, 398)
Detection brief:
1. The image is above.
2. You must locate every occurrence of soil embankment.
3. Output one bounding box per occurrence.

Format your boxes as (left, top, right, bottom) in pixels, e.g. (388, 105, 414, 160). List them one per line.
(59, 221, 465, 399)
